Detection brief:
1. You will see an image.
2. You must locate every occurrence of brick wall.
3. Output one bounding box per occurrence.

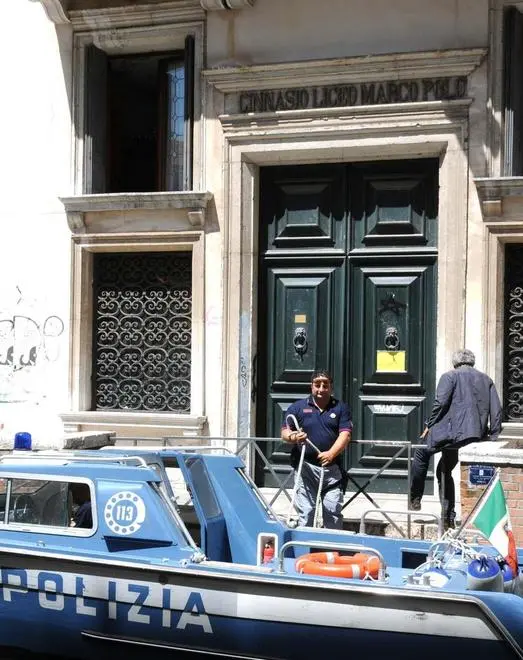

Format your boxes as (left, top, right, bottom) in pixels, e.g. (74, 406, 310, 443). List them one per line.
(460, 463, 523, 543)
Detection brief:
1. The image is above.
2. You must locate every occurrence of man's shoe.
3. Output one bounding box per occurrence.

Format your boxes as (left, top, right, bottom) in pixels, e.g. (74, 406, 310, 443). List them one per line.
(410, 497, 421, 511)
(443, 519, 455, 531)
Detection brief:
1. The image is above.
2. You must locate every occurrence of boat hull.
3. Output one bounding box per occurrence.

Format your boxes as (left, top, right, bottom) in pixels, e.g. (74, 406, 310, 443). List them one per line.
(0, 564, 520, 660)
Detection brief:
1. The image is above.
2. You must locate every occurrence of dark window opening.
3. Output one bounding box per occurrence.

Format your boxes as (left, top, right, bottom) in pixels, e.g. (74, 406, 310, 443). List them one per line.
(503, 7, 523, 176)
(84, 36, 194, 194)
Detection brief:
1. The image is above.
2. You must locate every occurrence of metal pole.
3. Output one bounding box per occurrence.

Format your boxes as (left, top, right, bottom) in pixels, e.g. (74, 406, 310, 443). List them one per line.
(407, 441, 412, 539)
(453, 467, 500, 540)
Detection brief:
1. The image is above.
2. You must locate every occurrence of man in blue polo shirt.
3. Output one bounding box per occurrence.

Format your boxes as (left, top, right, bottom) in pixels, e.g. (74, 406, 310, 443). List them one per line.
(281, 369, 352, 529)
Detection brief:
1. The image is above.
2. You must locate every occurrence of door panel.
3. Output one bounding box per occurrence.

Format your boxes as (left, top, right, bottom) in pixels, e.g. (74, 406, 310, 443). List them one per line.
(256, 160, 438, 494)
(260, 265, 345, 486)
(351, 262, 436, 387)
(349, 262, 436, 490)
(84, 44, 108, 194)
(351, 161, 438, 248)
(264, 166, 347, 250)
(269, 268, 340, 383)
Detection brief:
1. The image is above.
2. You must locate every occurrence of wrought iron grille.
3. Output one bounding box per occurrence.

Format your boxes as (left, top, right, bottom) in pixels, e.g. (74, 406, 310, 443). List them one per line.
(92, 252, 192, 413)
(504, 245, 523, 420)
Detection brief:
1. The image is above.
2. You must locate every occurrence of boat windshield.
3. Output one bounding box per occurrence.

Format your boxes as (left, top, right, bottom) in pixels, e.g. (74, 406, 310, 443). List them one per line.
(150, 480, 198, 550)
(235, 467, 280, 521)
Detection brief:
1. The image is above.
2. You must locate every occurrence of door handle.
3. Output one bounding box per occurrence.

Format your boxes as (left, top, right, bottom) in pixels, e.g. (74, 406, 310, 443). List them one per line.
(384, 326, 400, 351)
(293, 327, 308, 358)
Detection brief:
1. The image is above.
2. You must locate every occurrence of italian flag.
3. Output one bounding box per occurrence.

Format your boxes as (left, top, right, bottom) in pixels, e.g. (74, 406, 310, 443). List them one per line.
(469, 474, 519, 575)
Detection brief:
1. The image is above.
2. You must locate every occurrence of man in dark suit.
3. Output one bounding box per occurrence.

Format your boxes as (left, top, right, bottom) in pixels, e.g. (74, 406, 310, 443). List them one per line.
(410, 349, 502, 530)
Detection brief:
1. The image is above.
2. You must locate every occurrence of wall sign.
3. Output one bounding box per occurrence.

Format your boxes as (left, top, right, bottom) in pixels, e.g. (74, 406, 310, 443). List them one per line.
(237, 76, 467, 114)
(468, 464, 495, 487)
(376, 350, 406, 372)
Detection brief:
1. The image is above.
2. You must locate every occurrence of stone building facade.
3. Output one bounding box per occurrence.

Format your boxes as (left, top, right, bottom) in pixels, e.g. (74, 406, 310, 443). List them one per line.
(2, 0, 523, 518)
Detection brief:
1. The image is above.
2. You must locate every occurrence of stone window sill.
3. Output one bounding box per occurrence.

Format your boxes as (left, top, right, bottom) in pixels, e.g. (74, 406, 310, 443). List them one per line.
(60, 411, 208, 439)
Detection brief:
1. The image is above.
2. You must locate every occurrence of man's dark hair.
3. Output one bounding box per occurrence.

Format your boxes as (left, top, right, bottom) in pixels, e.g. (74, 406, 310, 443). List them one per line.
(452, 349, 476, 368)
(311, 369, 333, 383)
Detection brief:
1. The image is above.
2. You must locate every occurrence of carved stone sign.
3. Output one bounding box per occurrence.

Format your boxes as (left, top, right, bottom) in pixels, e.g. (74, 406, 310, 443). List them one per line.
(236, 76, 467, 114)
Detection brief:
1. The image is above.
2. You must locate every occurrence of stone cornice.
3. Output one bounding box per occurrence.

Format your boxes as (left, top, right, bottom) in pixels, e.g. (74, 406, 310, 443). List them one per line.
(68, 0, 204, 29)
(201, 0, 255, 8)
(31, 0, 70, 24)
(475, 176, 523, 199)
(66, 0, 255, 29)
(60, 411, 207, 436)
(61, 191, 213, 232)
(218, 99, 471, 143)
(204, 48, 487, 93)
(61, 191, 212, 212)
(475, 176, 523, 217)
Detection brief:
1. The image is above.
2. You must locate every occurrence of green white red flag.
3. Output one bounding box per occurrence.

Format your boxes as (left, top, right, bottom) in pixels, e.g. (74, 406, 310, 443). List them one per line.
(469, 473, 518, 575)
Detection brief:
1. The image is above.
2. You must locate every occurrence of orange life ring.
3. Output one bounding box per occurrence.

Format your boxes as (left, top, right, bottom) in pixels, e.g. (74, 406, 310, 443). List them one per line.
(295, 551, 380, 579)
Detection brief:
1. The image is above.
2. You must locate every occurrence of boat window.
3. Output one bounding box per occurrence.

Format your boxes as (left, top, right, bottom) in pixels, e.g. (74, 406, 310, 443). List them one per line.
(69, 482, 93, 529)
(150, 482, 198, 550)
(185, 457, 221, 519)
(162, 461, 201, 546)
(236, 468, 279, 521)
(1, 479, 94, 530)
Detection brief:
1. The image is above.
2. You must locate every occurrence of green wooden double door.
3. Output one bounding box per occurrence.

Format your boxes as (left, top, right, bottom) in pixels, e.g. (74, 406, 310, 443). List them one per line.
(255, 159, 438, 493)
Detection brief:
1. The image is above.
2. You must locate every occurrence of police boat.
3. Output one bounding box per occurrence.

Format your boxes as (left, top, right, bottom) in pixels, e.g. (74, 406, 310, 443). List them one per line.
(0, 445, 520, 660)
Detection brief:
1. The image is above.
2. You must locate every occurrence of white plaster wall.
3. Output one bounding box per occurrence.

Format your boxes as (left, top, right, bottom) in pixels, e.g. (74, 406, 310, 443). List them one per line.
(0, 0, 73, 447)
(203, 112, 226, 437)
(207, 0, 489, 67)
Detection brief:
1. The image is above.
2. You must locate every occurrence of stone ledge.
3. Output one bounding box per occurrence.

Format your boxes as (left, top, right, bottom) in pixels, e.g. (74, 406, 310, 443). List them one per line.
(459, 440, 523, 466)
(63, 431, 116, 450)
(0, 431, 116, 452)
(60, 191, 213, 214)
(205, 48, 486, 93)
(60, 411, 208, 439)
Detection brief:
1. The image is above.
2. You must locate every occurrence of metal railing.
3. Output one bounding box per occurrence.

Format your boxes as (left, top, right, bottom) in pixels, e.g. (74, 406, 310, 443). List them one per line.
(113, 434, 432, 540)
(359, 508, 441, 539)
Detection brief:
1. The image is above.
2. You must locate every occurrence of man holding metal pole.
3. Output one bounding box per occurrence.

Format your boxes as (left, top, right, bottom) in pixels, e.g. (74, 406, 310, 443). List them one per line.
(281, 370, 352, 529)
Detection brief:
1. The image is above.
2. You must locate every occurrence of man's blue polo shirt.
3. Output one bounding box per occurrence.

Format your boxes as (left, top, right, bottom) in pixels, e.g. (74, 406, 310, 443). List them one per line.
(283, 395, 352, 467)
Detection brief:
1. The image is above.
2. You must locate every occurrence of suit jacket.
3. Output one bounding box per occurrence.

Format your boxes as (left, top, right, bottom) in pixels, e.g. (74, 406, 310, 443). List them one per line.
(426, 365, 503, 453)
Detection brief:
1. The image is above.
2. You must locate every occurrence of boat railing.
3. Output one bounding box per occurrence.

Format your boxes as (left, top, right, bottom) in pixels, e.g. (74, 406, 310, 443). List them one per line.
(102, 445, 235, 455)
(117, 435, 431, 540)
(359, 508, 442, 539)
(277, 539, 387, 580)
(0, 452, 150, 468)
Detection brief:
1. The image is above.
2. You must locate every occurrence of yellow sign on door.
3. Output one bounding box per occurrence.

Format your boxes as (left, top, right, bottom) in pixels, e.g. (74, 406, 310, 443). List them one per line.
(376, 350, 406, 372)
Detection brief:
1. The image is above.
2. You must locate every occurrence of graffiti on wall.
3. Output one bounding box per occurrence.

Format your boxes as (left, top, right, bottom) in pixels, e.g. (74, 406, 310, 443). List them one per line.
(0, 287, 65, 403)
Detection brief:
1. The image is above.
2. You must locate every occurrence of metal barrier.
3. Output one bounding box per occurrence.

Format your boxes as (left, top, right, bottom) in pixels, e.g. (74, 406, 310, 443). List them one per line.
(118, 435, 430, 539)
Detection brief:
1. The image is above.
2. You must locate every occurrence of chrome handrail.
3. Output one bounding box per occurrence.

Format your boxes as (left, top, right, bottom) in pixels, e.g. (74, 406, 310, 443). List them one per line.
(104, 445, 234, 455)
(277, 539, 387, 580)
(0, 452, 149, 468)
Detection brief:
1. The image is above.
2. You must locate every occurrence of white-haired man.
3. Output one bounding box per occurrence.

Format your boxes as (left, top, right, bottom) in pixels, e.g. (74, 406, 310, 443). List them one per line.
(410, 349, 502, 530)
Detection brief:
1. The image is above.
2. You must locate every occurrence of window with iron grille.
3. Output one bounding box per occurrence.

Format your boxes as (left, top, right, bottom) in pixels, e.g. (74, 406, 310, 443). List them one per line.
(92, 252, 192, 413)
(504, 245, 523, 421)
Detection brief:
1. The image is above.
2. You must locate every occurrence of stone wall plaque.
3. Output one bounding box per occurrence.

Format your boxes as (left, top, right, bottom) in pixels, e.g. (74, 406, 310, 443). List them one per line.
(233, 76, 467, 114)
